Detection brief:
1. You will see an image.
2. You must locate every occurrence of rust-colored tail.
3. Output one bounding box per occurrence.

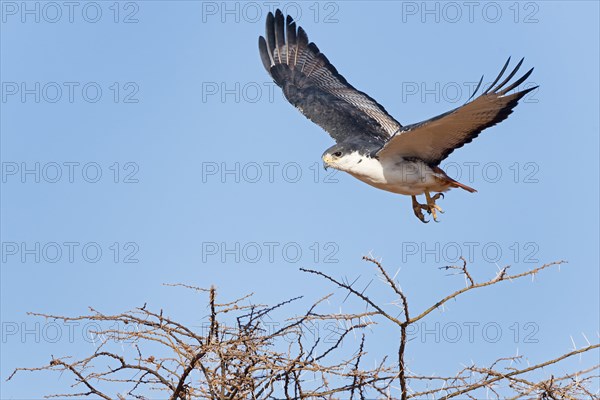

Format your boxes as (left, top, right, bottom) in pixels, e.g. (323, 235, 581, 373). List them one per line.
(451, 180, 477, 193)
(432, 165, 477, 193)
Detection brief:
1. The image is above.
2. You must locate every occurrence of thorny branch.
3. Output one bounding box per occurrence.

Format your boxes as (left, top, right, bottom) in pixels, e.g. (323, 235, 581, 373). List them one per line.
(7, 257, 598, 399)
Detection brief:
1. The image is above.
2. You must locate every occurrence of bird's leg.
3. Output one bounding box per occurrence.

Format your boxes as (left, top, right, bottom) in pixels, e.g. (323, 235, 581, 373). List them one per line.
(424, 191, 444, 222)
(411, 195, 429, 223)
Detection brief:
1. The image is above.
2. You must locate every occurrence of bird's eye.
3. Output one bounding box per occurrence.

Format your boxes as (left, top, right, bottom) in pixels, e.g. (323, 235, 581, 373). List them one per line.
(333, 151, 342, 157)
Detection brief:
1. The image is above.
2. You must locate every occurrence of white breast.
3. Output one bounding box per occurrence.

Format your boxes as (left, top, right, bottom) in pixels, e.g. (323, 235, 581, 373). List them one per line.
(340, 153, 450, 196)
(345, 155, 387, 184)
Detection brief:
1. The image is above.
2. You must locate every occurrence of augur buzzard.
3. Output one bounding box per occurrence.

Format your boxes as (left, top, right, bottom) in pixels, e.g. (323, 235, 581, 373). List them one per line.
(259, 10, 537, 223)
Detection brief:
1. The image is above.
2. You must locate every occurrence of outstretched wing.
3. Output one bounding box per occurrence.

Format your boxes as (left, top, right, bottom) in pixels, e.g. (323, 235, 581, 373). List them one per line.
(377, 58, 537, 166)
(258, 10, 402, 146)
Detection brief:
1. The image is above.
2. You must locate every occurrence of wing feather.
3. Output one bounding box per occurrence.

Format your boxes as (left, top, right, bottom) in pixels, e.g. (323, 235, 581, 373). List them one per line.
(258, 10, 402, 145)
(377, 59, 537, 165)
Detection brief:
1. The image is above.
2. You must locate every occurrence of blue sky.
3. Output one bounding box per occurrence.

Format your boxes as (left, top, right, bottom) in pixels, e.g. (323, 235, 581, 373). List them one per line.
(1, 1, 599, 397)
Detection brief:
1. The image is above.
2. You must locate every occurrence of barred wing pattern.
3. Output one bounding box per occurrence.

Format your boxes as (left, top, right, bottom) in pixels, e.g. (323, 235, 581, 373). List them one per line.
(259, 10, 402, 146)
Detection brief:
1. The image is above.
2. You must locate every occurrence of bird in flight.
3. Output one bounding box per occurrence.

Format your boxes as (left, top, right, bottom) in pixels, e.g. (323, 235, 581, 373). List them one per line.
(258, 10, 537, 223)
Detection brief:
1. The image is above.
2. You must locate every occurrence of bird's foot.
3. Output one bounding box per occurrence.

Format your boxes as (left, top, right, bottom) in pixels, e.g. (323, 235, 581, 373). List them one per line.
(411, 193, 446, 223)
(430, 193, 444, 202)
(426, 203, 444, 222)
(411, 196, 430, 223)
(424, 192, 445, 222)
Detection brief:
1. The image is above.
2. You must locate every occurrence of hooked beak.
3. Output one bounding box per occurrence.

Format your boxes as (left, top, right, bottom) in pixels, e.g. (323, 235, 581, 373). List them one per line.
(322, 155, 332, 171)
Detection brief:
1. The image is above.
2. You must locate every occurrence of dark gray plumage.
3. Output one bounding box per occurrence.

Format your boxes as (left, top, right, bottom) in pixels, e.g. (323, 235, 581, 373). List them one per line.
(258, 10, 402, 149)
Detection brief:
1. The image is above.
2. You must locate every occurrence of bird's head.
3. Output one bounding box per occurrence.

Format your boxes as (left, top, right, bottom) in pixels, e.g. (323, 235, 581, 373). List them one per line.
(322, 143, 367, 171)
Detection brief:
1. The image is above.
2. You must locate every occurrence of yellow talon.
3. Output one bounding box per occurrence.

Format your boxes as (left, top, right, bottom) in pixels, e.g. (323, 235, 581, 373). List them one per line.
(411, 192, 446, 223)
(411, 195, 429, 223)
(424, 191, 444, 222)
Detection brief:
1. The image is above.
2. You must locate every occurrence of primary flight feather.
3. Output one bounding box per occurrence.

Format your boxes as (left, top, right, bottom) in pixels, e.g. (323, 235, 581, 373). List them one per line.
(259, 10, 537, 222)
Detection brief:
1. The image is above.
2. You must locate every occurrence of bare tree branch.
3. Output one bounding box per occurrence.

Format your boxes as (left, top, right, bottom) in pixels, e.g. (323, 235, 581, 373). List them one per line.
(6, 257, 597, 399)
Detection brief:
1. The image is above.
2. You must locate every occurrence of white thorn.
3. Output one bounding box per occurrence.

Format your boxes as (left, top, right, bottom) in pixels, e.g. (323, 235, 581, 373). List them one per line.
(582, 332, 591, 346)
